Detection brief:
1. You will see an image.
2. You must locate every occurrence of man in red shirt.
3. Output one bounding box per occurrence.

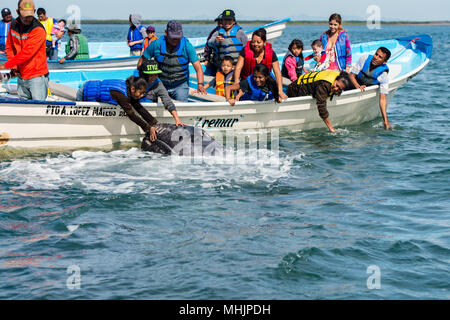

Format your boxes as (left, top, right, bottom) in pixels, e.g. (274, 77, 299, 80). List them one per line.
(0, 0, 49, 100)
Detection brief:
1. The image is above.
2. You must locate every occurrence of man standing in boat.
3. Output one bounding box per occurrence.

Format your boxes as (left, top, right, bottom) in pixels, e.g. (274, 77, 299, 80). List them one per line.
(138, 20, 207, 102)
(206, 9, 247, 76)
(58, 25, 89, 64)
(348, 47, 392, 130)
(36, 7, 57, 60)
(0, 0, 49, 101)
(0, 8, 14, 58)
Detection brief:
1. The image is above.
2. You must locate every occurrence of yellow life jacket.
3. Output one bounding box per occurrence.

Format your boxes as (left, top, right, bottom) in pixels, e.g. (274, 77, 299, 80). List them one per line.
(40, 17, 54, 42)
(297, 70, 340, 86)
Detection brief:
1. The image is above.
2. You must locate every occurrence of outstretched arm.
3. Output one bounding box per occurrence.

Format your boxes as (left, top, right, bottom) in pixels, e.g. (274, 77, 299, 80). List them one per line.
(192, 60, 207, 95)
(379, 93, 391, 130)
(272, 60, 288, 101)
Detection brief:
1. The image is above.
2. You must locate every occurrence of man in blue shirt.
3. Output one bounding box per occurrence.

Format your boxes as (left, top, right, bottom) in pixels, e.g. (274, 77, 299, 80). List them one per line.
(139, 20, 206, 102)
(0, 8, 13, 56)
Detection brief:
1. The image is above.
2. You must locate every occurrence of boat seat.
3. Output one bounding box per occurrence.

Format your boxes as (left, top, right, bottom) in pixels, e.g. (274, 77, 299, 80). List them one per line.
(49, 81, 78, 101)
(189, 89, 226, 102)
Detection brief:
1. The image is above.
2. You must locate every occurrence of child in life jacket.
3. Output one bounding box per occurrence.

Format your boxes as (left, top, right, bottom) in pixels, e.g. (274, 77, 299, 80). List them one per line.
(200, 55, 235, 97)
(225, 63, 281, 106)
(51, 19, 66, 50)
(281, 39, 305, 82)
(142, 26, 158, 53)
(304, 39, 329, 72)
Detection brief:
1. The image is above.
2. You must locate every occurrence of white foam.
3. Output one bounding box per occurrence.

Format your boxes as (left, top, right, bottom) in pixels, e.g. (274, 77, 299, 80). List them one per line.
(0, 148, 304, 194)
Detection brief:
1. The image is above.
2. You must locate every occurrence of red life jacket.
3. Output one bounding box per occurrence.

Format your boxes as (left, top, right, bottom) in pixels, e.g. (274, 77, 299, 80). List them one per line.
(242, 41, 273, 80)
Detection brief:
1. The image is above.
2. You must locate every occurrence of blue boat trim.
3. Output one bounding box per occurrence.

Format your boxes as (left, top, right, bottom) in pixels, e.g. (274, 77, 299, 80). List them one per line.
(0, 97, 77, 106)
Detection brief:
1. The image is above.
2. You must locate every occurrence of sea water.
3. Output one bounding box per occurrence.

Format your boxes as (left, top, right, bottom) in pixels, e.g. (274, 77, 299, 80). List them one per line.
(0, 24, 449, 299)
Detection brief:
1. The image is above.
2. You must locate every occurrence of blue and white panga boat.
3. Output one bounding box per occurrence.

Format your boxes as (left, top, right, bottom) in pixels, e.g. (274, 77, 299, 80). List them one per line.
(0, 19, 289, 72)
(0, 35, 432, 149)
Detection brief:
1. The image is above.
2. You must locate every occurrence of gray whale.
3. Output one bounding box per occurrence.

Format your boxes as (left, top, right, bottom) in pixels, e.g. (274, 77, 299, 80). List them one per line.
(141, 123, 224, 156)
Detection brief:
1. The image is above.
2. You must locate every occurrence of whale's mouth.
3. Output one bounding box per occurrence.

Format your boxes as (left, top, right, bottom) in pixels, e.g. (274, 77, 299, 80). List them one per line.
(141, 124, 224, 157)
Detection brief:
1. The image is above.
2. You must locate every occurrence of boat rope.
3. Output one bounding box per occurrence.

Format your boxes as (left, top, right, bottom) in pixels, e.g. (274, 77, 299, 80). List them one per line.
(389, 37, 420, 62)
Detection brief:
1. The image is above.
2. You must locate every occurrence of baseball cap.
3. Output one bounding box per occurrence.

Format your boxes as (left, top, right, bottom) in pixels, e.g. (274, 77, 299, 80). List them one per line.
(166, 20, 183, 39)
(18, 0, 35, 17)
(139, 59, 162, 75)
(1, 8, 11, 17)
(221, 9, 236, 20)
(146, 26, 155, 33)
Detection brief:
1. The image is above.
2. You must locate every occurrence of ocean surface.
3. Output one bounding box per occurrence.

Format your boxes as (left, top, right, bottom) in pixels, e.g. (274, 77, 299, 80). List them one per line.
(0, 24, 449, 300)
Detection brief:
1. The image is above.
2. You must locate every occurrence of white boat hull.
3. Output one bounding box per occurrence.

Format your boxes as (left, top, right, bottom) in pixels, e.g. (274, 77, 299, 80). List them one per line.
(0, 63, 421, 150)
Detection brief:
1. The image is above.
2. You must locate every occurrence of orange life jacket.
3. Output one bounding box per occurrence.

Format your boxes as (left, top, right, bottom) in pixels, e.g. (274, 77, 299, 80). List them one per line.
(143, 36, 158, 51)
(216, 71, 234, 97)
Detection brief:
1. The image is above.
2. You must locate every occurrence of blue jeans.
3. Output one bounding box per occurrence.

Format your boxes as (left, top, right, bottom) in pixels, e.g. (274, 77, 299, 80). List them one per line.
(17, 75, 49, 101)
(165, 81, 190, 102)
(49, 48, 59, 61)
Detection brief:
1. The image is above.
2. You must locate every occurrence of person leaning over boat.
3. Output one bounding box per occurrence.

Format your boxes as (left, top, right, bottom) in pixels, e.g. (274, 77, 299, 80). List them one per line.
(58, 25, 89, 64)
(320, 13, 352, 72)
(128, 14, 147, 57)
(37, 7, 58, 60)
(76, 76, 159, 142)
(234, 28, 288, 101)
(286, 70, 350, 133)
(0, 0, 49, 101)
(349, 47, 392, 130)
(138, 20, 207, 102)
(138, 58, 185, 127)
(206, 9, 247, 76)
(0, 8, 14, 57)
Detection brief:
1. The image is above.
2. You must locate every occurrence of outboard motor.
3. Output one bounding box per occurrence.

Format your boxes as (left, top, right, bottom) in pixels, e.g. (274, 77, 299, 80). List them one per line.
(141, 123, 224, 156)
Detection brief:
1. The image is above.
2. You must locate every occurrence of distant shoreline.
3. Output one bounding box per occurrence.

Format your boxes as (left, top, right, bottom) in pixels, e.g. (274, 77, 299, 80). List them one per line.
(81, 19, 450, 26)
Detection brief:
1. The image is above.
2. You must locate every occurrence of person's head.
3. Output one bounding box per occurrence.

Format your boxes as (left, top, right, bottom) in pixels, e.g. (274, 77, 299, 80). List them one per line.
(328, 13, 343, 35)
(311, 39, 323, 56)
(221, 9, 236, 31)
(36, 7, 46, 21)
(1, 8, 12, 22)
(220, 56, 235, 75)
(66, 25, 81, 36)
(58, 19, 66, 28)
(215, 14, 223, 28)
(127, 76, 149, 100)
(165, 20, 183, 48)
(289, 39, 303, 57)
(146, 26, 155, 37)
(251, 28, 267, 54)
(332, 71, 350, 95)
(139, 58, 163, 84)
(252, 63, 280, 101)
(371, 47, 391, 66)
(17, 0, 35, 25)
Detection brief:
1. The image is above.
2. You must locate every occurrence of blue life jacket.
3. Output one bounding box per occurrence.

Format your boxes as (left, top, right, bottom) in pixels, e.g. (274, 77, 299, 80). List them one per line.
(0, 20, 12, 50)
(357, 55, 389, 85)
(82, 79, 128, 105)
(215, 25, 244, 64)
(128, 25, 145, 51)
(321, 31, 350, 71)
(281, 50, 304, 80)
(241, 74, 274, 102)
(155, 36, 190, 86)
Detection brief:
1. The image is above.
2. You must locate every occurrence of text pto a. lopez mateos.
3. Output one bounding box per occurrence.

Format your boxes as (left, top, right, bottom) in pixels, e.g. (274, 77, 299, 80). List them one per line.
(179, 304, 271, 318)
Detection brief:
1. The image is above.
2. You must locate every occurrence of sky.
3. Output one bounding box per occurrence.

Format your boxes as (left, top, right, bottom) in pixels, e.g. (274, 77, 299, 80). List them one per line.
(2, 0, 449, 21)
